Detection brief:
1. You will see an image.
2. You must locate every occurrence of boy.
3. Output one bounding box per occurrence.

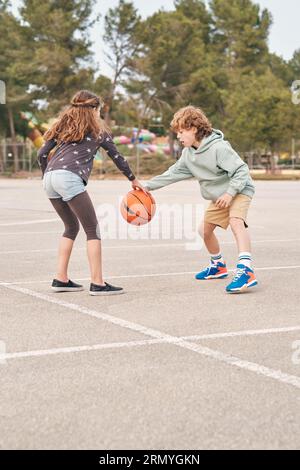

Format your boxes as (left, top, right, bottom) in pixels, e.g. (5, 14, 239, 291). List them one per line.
(144, 106, 257, 293)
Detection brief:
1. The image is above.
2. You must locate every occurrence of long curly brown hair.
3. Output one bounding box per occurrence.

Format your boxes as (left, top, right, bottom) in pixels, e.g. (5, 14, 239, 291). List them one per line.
(170, 106, 212, 141)
(43, 90, 110, 143)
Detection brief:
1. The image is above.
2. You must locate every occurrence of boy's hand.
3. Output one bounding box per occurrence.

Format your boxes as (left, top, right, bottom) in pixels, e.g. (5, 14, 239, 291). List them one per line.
(131, 178, 150, 195)
(215, 193, 233, 209)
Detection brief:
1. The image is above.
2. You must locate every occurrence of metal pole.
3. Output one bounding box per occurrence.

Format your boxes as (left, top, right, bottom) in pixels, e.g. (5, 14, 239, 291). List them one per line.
(28, 140, 32, 173)
(3, 140, 7, 171)
(292, 138, 295, 169)
(22, 143, 25, 170)
(136, 144, 140, 179)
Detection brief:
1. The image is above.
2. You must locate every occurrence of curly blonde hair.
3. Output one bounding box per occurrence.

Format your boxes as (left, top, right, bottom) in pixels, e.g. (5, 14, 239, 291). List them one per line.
(44, 90, 110, 143)
(170, 106, 212, 141)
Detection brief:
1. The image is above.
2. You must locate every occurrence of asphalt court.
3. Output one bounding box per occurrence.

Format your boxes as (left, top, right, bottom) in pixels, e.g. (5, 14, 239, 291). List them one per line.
(0, 178, 300, 449)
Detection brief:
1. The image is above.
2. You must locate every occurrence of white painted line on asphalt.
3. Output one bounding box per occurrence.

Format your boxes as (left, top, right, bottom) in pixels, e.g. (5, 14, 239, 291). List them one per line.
(1, 238, 300, 253)
(1, 339, 163, 360)
(183, 325, 300, 340)
(0, 248, 65, 255)
(1, 264, 300, 286)
(1, 283, 300, 391)
(0, 231, 62, 235)
(1, 326, 300, 361)
(254, 265, 300, 271)
(0, 218, 59, 227)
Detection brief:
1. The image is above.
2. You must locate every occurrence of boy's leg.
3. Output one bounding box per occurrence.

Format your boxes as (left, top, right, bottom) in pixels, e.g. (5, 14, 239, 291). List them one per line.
(226, 196, 258, 292)
(229, 195, 253, 268)
(198, 220, 220, 255)
(195, 221, 228, 280)
(228, 194, 252, 261)
(229, 217, 251, 257)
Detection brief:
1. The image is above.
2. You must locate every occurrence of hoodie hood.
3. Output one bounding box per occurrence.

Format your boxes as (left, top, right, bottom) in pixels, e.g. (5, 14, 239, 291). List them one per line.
(195, 129, 224, 153)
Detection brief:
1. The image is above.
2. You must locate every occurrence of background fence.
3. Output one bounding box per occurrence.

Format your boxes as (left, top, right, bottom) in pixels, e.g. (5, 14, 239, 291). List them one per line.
(0, 140, 300, 176)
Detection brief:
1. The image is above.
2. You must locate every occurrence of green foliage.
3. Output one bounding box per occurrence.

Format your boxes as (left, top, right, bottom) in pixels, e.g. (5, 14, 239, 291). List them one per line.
(20, 0, 96, 113)
(290, 49, 300, 78)
(220, 70, 299, 151)
(209, 0, 272, 71)
(102, 0, 141, 119)
(0, 0, 299, 154)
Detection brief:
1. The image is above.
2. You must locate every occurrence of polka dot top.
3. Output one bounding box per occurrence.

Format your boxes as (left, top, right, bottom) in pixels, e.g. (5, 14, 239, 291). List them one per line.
(37, 132, 136, 184)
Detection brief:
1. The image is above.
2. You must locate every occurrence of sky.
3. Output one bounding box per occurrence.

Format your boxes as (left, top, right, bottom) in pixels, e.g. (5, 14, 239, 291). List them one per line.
(91, 0, 300, 77)
(11, 0, 300, 78)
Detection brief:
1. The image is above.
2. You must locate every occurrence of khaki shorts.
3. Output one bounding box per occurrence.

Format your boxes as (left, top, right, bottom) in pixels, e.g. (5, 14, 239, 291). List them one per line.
(204, 194, 252, 230)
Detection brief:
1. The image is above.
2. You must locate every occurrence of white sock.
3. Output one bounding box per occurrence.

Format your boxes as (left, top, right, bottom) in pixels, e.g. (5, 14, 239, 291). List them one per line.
(210, 252, 224, 265)
(238, 252, 252, 268)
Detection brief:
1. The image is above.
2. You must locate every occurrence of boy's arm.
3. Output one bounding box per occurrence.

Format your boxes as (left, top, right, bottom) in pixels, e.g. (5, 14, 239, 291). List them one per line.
(37, 139, 57, 175)
(216, 145, 251, 198)
(145, 154, 193, 191)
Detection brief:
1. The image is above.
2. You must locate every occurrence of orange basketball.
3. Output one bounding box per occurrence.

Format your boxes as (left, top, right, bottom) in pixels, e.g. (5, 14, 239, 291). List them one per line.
(120, 190, 156, 225)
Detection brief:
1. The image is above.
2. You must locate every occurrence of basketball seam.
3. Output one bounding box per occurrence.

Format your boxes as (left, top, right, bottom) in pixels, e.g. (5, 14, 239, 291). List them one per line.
(130, 192, 152, 219)
(123, 203, 149, 221)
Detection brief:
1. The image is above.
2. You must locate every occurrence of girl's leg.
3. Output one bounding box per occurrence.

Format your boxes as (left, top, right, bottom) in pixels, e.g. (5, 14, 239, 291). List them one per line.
(66, 191, 105, 286)
(56, 238, 74, 283)
(49, 198, 80, 282)
(86, 239, 104, 286)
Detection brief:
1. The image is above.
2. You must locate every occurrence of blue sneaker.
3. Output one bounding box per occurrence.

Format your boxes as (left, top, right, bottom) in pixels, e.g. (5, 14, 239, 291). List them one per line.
(226, 264, 258, 293)
(195, 262, 228, 280)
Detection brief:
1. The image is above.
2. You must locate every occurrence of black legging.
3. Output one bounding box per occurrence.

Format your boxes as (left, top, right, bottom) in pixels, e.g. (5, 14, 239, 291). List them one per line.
(49, 191, 101, 241)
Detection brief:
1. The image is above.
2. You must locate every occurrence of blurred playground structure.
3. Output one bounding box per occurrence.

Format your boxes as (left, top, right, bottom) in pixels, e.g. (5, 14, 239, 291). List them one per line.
(0, 111, 300, 177)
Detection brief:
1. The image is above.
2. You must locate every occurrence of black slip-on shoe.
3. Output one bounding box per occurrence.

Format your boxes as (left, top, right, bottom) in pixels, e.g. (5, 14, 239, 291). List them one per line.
(51, 279, 84, 292)
(89, 281, 124, 296)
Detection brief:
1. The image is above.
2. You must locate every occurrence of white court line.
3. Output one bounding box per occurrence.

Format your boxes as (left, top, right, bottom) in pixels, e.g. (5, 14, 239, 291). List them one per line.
(0, 238, 299, 255)
(0, 248, 64, 255)
(0, 264, 300, 286)
(0, 231, 62, 235)
(1, 326, 300, 361)
(0, 218, 59, 227)
(183, 325, 300, 340)
(1, 283, 300, 391)
(1, 339, 163, 360)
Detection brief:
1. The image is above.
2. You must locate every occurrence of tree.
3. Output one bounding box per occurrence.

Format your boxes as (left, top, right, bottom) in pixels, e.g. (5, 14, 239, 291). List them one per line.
(125, 1, 215, 153)
(220, 69, 300, 153)
(209, 0, 272, 72)
(268, 53, 294, 87)
(0, 1, 33, 170)
(20, 0, 96, 114)
(102, 0, 141, 122)
(290, 49, 300, 80)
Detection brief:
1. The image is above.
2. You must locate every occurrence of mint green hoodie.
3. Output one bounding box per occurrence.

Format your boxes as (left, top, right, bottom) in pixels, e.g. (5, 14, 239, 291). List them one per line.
(145, 129, 255, 201)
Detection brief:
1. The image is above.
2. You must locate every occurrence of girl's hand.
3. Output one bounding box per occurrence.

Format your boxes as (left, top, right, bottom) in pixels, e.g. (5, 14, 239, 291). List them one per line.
(215, 193, 233, 209)
(131, 178, 150, 195)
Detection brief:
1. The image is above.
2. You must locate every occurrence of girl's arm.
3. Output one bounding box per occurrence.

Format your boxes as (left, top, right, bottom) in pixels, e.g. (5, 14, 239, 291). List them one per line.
(37, 139, 57, 175)
(99, 133, 136, 181)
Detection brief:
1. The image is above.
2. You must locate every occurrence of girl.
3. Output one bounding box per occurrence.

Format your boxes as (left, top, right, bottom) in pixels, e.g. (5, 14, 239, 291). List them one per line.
(38, 89, 146, 296)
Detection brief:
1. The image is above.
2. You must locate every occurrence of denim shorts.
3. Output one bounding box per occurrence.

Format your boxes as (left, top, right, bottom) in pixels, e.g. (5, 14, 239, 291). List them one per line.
(43, 169, 86, 202)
